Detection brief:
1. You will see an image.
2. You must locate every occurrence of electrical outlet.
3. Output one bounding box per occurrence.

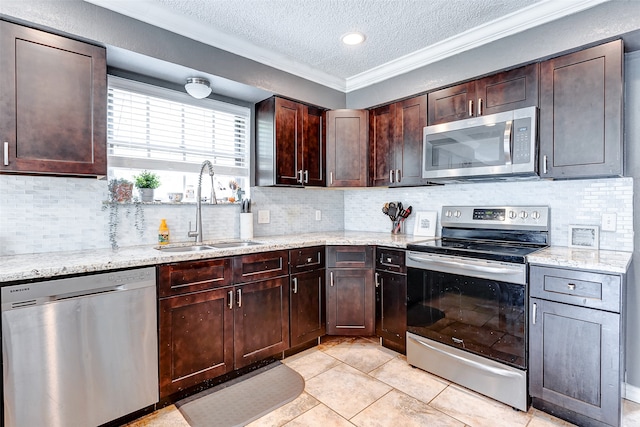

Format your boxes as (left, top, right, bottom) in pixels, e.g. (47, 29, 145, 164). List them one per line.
(258, 210, 270, 224)
(601, 213, 616, 232)
(315, 210, 322, 221)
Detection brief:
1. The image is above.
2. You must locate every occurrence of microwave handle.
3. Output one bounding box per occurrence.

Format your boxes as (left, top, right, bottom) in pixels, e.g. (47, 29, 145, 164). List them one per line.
(503, 120, 513, 165)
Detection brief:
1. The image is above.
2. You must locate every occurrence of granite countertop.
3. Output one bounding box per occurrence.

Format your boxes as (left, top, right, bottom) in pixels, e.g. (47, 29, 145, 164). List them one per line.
(527, 246, 633, 274)
(2, 234, 633, 283)
(0, 232, 433, 283)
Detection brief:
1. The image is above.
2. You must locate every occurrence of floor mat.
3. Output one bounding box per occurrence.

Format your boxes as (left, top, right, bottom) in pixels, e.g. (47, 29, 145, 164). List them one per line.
(176, 362, 304, 427)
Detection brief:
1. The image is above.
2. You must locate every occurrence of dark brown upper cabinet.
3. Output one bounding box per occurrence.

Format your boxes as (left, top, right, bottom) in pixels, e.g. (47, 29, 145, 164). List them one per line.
(539, 40, 623, 179)
(255, 96, 325, 186)
(370, 95, 427, 187)
(427, 63, 539, 125)
(325, 109, 369, 187)
(0, 20, 107, 176)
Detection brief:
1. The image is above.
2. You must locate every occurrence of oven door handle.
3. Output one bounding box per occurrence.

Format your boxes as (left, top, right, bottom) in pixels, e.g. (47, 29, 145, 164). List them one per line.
(407, 255, 521, 275)
(410, 336, 522, 379)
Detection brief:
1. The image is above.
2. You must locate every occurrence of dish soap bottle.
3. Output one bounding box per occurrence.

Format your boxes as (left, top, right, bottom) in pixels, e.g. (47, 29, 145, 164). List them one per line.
(158, 219, 170, 245)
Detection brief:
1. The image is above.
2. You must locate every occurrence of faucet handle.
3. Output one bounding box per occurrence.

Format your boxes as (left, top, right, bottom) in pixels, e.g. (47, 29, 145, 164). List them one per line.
(187, 221, 198, 238)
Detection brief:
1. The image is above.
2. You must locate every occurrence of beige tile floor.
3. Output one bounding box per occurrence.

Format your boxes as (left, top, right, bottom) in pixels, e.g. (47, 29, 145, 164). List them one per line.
(127, 336, 640, 427)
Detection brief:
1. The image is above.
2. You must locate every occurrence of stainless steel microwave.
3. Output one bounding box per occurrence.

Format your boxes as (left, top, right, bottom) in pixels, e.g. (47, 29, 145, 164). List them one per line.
(422, 106, 538, 182)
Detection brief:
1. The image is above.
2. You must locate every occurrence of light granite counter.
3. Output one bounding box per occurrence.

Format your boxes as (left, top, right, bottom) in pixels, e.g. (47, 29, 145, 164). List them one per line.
(0, 232, 433, 284)
(527, 246, 632, 274)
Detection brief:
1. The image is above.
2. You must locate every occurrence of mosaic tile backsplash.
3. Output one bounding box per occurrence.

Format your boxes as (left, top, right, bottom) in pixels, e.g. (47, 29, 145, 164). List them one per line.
(0, 175, 633, 255)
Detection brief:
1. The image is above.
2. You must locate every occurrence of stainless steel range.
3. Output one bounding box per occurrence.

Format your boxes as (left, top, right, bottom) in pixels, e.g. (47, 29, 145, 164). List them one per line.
(405, 205, 549, 411)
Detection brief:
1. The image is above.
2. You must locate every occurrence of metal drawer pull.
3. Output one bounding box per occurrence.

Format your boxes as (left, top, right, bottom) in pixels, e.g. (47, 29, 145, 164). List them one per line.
(532, 302, 537, 325)
(303, 170, 309, 184)
(395, 169, 401, 183)
(543, 155, 548, 174)
(375, 272, 380, 288)
(228, 290, 234, 309)
(3, 142, 8, 166)
(389, 170, 394, 183)
(478, 98, 483, 116)
(567, 283, 576, 291)
(237, 289, 242, 307)
(292, 277, 298, 294)
(297, 170, 303, 183)
(330, 271, 334, 287)
(330, 172, 334, 185)
(468, 99, 474, 116)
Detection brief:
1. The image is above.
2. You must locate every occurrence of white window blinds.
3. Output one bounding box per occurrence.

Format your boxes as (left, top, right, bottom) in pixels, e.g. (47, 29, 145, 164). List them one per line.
(107, 76, 250, 177)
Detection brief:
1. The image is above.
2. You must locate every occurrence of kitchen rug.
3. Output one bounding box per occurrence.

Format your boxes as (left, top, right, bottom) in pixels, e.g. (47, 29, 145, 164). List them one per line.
(176, 362, 304, 427)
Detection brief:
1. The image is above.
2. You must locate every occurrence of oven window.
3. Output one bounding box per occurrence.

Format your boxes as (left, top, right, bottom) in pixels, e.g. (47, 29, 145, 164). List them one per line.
(425, 123, 507, 170)
(407, 268, 526, 368)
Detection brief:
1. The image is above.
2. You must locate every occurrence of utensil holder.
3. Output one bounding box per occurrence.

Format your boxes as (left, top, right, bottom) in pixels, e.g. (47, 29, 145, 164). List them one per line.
(391, 219, 405, 234)
(240, 212, 253, 239)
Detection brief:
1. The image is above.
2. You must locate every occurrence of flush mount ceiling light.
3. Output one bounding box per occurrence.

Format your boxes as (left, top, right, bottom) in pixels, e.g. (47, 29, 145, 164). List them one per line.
(341, 32, 366, 46)
(185, 77, 212, 99)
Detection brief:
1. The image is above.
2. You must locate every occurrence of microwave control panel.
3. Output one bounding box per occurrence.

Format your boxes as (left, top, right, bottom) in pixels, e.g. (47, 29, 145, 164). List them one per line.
(512, 117, 532, 164)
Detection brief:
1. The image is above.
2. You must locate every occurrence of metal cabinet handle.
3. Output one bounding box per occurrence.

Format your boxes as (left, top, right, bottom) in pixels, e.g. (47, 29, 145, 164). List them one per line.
(292, 277, 298, 294)
(330, 172, 334, 185)
(3, 142, 8, 166)
(468, 99, 474, 117)
(297, 170, 303, 183)
(543, 155, 548, 174)
(478, 98, 483, 116)
(330, 271, 334, 287)
(389, 170, 394, 183)
(375, 272, 380, 288)
(237, 289, 242, 307)
(532, 302, 537, 325)
(303, 170, 309, 184)
(567, 283, 576, 291)
(395, 169, 401, 183)
(228, 290, 234, 310)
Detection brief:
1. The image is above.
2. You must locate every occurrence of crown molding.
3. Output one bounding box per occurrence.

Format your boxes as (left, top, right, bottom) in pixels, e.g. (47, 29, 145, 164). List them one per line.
(86, 0, 609, 94)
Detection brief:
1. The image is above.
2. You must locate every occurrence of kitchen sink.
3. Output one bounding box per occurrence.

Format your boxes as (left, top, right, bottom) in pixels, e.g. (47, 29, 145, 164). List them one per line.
(157, 245, 215, 252)
(209, 241, 262, 249)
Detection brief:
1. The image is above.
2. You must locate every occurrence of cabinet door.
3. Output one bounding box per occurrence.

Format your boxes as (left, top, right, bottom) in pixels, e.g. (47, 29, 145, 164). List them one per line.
(529, 298, 621, 426)
(0, 20, 107, 176)
(303, 106, 325, 186)
(394, 95, 427, 186)
(157, 258, 233, 298)
(474, 63, 538, 117)
(158, 288, 234, 398)
(234, 277, 290, 368)
(539, 40, 623, 178)
(427, 81, 475, 125)
(274, 97, 304, 185)
(325, 109, 369, 187)
(290, 269, 326, 347)
(375, 270, 407, 353)
(326, 268, 375, 335)
(369, 103, 396, 187)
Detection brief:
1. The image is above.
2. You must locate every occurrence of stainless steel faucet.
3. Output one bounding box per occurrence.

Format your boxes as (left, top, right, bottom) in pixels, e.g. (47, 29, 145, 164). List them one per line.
(188, 160, 217, 242)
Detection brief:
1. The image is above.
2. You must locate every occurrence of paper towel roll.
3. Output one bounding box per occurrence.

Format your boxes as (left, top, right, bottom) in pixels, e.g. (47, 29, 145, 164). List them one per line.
(240, 212, 253, 240)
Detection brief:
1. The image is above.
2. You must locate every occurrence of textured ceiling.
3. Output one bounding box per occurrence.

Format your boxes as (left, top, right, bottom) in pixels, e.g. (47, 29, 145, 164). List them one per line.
(86, 0, 609, 91)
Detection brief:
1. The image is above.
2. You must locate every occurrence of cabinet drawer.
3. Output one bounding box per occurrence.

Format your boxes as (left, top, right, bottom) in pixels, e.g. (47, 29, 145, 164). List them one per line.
(530, 265, 622, 312)
(233, 250, 289, 283)
(375, 247, 406, 273)
(289, 246, 325, 273)
(327, 245, 373, 268)
(158, 258, 233, 298)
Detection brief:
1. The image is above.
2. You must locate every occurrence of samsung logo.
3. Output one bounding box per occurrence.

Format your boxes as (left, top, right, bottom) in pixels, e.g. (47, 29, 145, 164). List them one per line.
(9, 287, 30, 293)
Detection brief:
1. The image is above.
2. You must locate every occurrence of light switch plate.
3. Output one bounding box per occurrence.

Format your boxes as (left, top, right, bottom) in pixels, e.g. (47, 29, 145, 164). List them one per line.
(258, 210, 270, 224)
(602, 213, 616, 231)
(315, 210, 322, 221)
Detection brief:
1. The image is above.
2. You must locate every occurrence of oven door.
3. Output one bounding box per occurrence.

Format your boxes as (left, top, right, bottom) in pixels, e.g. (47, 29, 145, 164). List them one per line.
(406, 251, 527, 369)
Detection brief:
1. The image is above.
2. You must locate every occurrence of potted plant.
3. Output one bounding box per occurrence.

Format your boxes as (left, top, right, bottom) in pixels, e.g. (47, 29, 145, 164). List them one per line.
(133, 171, 161, 202)
(108, 178, 134, 203)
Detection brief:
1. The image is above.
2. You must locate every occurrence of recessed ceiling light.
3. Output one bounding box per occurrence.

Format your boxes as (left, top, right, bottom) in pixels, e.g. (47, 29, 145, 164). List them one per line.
(341, 32, 366, 46)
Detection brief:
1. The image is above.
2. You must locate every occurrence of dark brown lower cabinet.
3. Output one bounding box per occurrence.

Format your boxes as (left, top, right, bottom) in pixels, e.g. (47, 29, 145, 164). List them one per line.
(375, 270, 407, 353)
(290, 269, 326, 346)
(234, 277, 290, 369)
(158, 287, 234, 398)
(326, 268, 375, 335)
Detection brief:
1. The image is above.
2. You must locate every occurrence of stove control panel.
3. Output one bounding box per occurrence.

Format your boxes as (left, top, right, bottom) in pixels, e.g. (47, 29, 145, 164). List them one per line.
(442, 206, 549, 231)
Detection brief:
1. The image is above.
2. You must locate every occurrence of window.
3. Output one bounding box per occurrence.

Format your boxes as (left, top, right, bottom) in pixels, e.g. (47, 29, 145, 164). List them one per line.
(107, 76, 250, 202)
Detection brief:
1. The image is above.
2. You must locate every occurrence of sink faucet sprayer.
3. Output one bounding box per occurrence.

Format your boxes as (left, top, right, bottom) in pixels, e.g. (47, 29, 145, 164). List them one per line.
(188, 160, 217, 242)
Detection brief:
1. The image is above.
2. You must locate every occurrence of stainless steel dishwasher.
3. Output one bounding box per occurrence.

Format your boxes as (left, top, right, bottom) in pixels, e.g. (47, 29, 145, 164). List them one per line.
(2, 267, 159, 427)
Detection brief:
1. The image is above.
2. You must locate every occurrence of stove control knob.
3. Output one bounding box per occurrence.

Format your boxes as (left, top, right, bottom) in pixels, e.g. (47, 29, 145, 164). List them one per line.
(445, 210, 452, 218)
(508, 211, 517, 219)
(454, 210, 461, 218)
(519, 211, 529, 219)
(531, 211, 540, 220)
